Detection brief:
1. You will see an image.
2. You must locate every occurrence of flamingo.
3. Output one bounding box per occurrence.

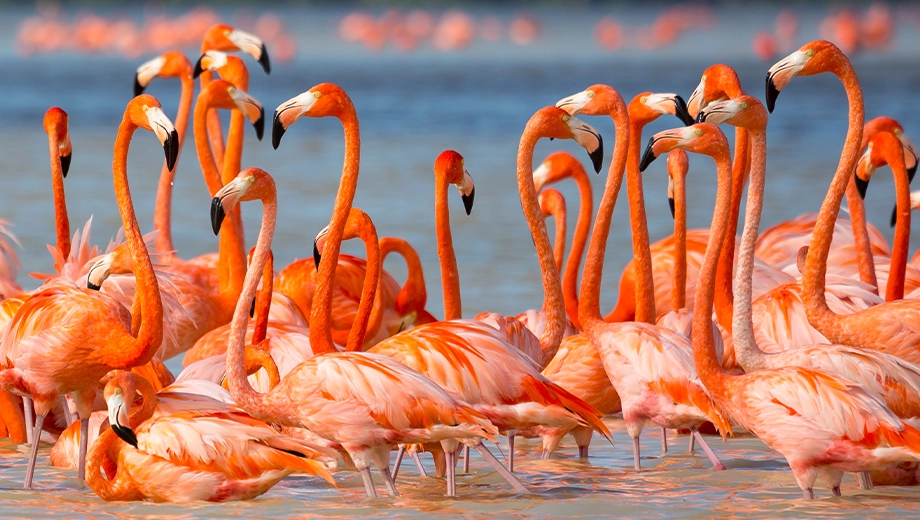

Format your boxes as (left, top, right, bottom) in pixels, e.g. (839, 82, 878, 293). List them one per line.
(767, 40, 920, 366)
(559, 85, 730, 471)
(0, 94, 177, 488)
(379, 237, 437, 327)
(539, 189, 566, 280)
(85, 371, 333, 502)
(216, 166, 498, 498)
(642, 120, 920, 499)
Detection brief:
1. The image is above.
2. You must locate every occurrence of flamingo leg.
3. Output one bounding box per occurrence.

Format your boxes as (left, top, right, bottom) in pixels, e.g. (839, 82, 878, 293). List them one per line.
(632, 435, 641, 470)
(540, 449, 550, 460)
(360, 467, 377, 498)
(24, 414, 44, 489)
(802, 488, 815, 500)
(688, 431, 696, 453)
(472, 442, 529, 493)
(380, 467, 400, 497)
(445, 449, 456, 497)
(579, 445, 589, 458)
(661, 427, 668, 455)
(77, 418, 89, 486)
(831, 485, 841, 496)
(856, 471, 874, 490)
(507, 430, 516, 472)
(690, 426, 725, 471)
(463, 445, 470, 473)
(410, 450, 427, 477)
(392, 445, 406, 481)
(23, 397, 33, 445)
(61, 396, 75, 427)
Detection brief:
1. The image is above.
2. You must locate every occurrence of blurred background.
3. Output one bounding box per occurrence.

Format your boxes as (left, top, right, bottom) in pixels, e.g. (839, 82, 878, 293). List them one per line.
(1, 1, 919, 321)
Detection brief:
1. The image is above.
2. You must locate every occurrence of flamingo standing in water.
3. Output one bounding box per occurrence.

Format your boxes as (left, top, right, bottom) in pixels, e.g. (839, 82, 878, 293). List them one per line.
(559, 85, 730, 471)
(216, 165, 498, 498)
(0, 94, 177, 488)
(767, 41, 920, 366)
(642, 120, 920, 499)
(85, 371, 334, 502)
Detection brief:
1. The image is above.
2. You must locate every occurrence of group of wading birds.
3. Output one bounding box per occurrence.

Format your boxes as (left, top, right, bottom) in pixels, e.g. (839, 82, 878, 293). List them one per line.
(0, 24, 919, 503)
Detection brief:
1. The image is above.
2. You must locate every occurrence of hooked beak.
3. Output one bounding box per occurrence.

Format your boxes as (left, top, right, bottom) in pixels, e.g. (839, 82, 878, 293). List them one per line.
(133, 75, 144, 97)
(765, 50, 809, 113)
(532, 161, 550, 193)
(566, 115, 604, 173)
(697, 100, 737, 126)
(133, 55, 165, 97)
(106, 389, 137, 448)
(227, 29, 271, 74)
(640, 130, 684, 173)
(145, 106, 179, 171)
(193, 50, 228, 80)
(86, 254, 113, 290)
(60, 151, 72, 178)
(670, 95, 694, 126)
(211, 175, 254, 234)
(667, 176, 676, 219)
(855, 144, 874, 200)
(229, 87, 265, 141)
(900, 136, 919, 184)
(313, 224, 330, 269)
(668, 197, 676, 219)
(891, 204, 898, 228)
(457, 170, 475, 215)
(272, 92, 318, 150)
(687, 77, 706, 120)
(555, 90, 593, 116)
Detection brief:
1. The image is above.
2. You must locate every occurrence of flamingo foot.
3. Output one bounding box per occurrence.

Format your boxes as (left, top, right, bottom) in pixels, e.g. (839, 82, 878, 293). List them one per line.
(472, 442, 530, 493)
(392, 445, 406, 481)
(691, 427, 725, 471)
(23, 397, 33, 445)
(632, 436, 641, 471)
(410, 450, 427, 477)
(578, 445, 589, 459)
(445, 449, 456, 497)
(802, 487, 815, 500)
(856, 471, 874, 490)
(381, 467, 400, 497)
(77, 418, 89, 487)
(360, 467, 377, 498)
(24, 414, 44, 489)
(661, 427, 668, 455)
(463, 445, 470, 474)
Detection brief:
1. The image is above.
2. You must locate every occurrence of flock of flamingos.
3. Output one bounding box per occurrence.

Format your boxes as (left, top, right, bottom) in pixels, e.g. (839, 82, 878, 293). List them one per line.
(1, 22, 920, 505)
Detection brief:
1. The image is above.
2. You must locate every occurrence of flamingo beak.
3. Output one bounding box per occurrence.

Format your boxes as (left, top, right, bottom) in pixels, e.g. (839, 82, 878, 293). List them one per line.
(60, 153, 71, 178)
(765, 50, 809, 113)
(145, 106, 179, 171)
(229, 87, 265, 141)
(555, 90, 594, 116)
(898, 135, 919, 183)
(687, 77, 706, 120)
(250, 297, 257, 318)
(647, 93, 694, 127)
(313, 224, 330, 269)
(891, 204, 898, 228)
(532, 161, 550, 193)
(640, 130, 685, 173)
(211, 175, 255, 235)
(59, 135, 73, 178)
(272, 92, 319, 150)
(193, 50, 228, 80)
(457, 170, 475, 215)
(133, 55, 165, 97)
(86, 254, 113, 290)
(566, 115, 603, 173)
(855, 144, 874, 200)
(667, 177, 676, 219)
(697, 99, 737, 126)
(227, 29, 271, 74)
(106, 389, 138, 448)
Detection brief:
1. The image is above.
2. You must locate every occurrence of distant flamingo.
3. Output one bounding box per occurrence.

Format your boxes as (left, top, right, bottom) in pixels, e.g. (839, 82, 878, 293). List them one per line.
(86, 371, 333, 502)
(643, 120, 920, 499)
(768, 40, 920, 366)
(0, 94, 177, 488)
(559, 85, 730, 471)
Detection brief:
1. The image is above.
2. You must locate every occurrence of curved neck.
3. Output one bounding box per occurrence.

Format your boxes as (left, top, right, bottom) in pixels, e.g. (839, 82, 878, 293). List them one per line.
(345, 222, 381, 352)
(564, 170, 593, 329)
(624, 118, 656, 323)
(86, 430, 140, 501)
(580, 106, 631, 331)
(380, 237, 427, 316)
(309, 111, 361, 354)
(48, 133, 70, 261)
(802, 62, 866, 328)
(713, 127, 751, 335)
(102, 118, 163, 369)
(221, 76, 249, 276)
(548, 202, 566, 278)
(226, 185, 277, 420)
(672, 171, 687, 310)
(732, 129, 770, 371)
(434, 171, 463, 320)
(199, 67, 226, 168)
(153, 75, 193, 261)
(243, 346, 281, 389)
(692, 151, 734, 400)
(252, 254, 274, 344)
(888, 157, 911, 301)
(131, 375, 159, 426)
(845, 178, 879, 292)
(516, 133, 565, 355)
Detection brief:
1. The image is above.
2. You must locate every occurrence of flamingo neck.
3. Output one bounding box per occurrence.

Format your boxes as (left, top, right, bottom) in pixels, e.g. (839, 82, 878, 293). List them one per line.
(309, 110, 361, 354)
(802, 62, 865, 331)
(226, 185, 277, 420)
(887, 157, 911, 301)
(252, 255, 274, 344)
(220, 75, 250, 281)
(85, 429, 141, 501)
(131, 375, 159, 427)
(845, 178, 879, 293)
(580, 104, 630, 331)
(732, 128, 770, 372)
(672, 171, 687, 310)
(107, 118, 163, 369)
(692, 150, 734, 400)
(345, 220, 381, 352)
(434, 168, 463, 321)
(624, 118, 656, 324)
(153, 74, 193, 262)
(381, 237, 428, 318)
(516, 131, 565, 356)
(564, 170, 592, 329)
(48, 134, 70, 262)
(548, 200, 567, 282)
(198, 63, 226, 168)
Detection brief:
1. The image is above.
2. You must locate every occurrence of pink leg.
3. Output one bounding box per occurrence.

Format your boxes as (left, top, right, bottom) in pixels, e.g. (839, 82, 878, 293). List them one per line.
(360, 467, 377, 498)
(472, 442, 529, 493)
(380, 467, 400, 497)
(24, 414, 44, 489)
(578, 445, 589, 458)
(77, 418, 89, 487)
(802, 488, 815, 500)
(661, 427, 668, 455)
(632, 435, 641, 471)
(688, 431, 696, 453)
(690, 426, 725, 471)
(410, 450, 427, 476)
(540, 449, 550, 460)
(508, 430, 516, 472)
(445, 449, 456, 497)
(392, 445, 406, 480)
(856, 471, 873, 490)
(23, 397, 33, 445)
(463, 445, 470, 474)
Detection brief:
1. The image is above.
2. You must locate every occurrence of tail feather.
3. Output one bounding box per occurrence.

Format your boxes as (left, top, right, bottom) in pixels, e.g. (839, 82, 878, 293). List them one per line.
(520, 374, 613, 443)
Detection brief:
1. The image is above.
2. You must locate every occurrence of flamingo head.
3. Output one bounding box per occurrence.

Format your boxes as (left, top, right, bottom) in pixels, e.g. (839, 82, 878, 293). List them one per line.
(86, 243, 133, 291)
(526, 106, 604, 173)
(201, 24, 270, 75)
(43, 107, 72, 178)
(127, 94, 179, 171)
(532, 151, 586, 192)
(866, 117, 919, 183)
(312, 208, 374, 270)
(272, 83, 354, 149)
(134, 51, 193, 96)
(640, 123, 729, 172)
(766, 40, 845, 113)
(104, 372, 138, 448)
(200, 80, 264, 140)
(687, 64, 742, 119)
(538, 188, 565, 220)
(555, 84, 635, 121)
(697, 95, 767, 132)
(627, 92, 694, 128)
(211, 168, 275, 235)
(856, 131, 905, 201)
(434, 150, 475, 216)
(193, 51, 249, 89)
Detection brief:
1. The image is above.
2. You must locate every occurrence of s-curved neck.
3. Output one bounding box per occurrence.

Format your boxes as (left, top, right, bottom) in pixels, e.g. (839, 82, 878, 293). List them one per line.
(153, 74, 193, 262)
(252, 253, 274, 345)
(564, 168, 593, 329)
(380, 237, 428, 317)
(845, 178, 879, 293)
(345, 218, 381, 352)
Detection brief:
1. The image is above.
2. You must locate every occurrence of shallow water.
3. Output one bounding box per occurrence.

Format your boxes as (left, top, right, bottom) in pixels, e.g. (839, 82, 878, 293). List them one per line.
(1, 3, 920, 517)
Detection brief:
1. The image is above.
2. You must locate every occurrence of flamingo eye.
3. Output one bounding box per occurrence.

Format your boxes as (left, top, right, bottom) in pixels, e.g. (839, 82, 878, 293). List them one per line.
(313, 91, 322, 99)
(895, 128, 903, 136)
(805, 49, 814, 57)
(693, 128, 703, 137)
(562, 114, 570, 122)
(740, 102, 748, 109)
(246, 175, 256, 184)
(640, 96, 648, 104)
(586, 91, 595, 99)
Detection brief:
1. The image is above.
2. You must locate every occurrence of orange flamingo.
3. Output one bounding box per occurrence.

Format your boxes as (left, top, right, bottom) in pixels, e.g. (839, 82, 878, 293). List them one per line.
(768, 41, 920, 366)
(560, 85, 730, 471)
(216, 165, 497, 498)
(644, 120, 920, 499)
(539, 189, 566, 277)
(0, 94, 177, 488)
(379, 237, 437, 327)
(85, 371, 333, 502)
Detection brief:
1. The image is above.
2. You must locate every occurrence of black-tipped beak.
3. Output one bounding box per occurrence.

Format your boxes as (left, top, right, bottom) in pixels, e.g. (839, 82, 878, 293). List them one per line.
(258, 45, 271, 74)
(668, 197, 675, 219)
(890, 204, 898, 228)
(60, 153, 71, 178)
(672, 96, 694, 127)
(164, 129, 179, 172)
(462, 186, 475, 216)
(589, 134, 604, 174)
(210, 196, 226, 235)
(696, 111, 706, 124)
(639, 137, 658, 173)
(908, 164, 917, 184)
(313, 239, 321, 270)
(271, 112, 285, 150)
(854, 175, 869, 200)
(765, 73, 780, 113)
(133, 75, 145, 97)
(87, 277, 101, 291)
(252, 108, 265, 141)
(193, 56, 205, 79)
(111, 423, 138, 448)
(250, 297, 257, 318)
